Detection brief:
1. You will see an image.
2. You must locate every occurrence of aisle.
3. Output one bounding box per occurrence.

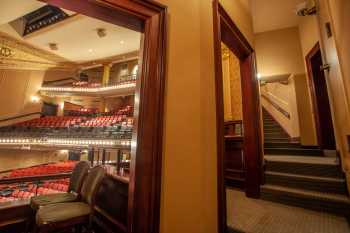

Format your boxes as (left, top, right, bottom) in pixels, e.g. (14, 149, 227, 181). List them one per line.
(227, 188, 350, 233)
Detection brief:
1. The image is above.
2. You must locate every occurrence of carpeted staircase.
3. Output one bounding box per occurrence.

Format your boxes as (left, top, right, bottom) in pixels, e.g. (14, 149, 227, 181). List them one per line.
(261, 108, 350, 216)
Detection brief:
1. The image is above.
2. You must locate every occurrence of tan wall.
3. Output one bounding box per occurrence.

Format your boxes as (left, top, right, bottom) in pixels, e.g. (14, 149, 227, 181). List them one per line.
(255, 27, 305, 77)
(219, 0, 254, 46)
(294, 74, 318, 145)
(0, 69, 44, 119)
(0, 149, 68, 173)
(156, 1, 253, 233)
(43, 69, 77, 82)
(316, 0, 350, 192)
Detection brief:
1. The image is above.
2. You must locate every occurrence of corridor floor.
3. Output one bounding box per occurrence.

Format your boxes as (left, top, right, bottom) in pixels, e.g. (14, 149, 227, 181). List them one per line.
(227, 188, 350, 233)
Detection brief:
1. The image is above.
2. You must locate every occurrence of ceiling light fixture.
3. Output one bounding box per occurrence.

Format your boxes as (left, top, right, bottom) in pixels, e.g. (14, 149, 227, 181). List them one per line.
(120, 40, 125, 44)
(97, 28, 106, 38)
(88, 49, 93, 53)
(49, 43, 58, 51)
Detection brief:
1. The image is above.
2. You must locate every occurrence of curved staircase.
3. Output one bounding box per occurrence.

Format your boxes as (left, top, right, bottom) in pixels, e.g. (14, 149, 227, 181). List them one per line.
(261, 108, 350, 216)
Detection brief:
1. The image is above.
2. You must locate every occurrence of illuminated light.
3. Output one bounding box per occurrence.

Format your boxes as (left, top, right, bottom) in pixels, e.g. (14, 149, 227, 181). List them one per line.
(31, 95, 40, 103)
(60, 102, 64, 110)
(120, 40, 125, 44)
(257, 73, 262, 79)
(88, 49, 93, 53)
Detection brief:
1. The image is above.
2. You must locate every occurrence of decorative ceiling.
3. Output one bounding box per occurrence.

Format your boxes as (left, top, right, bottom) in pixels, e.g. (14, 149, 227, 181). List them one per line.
(0, 0, 141, 63)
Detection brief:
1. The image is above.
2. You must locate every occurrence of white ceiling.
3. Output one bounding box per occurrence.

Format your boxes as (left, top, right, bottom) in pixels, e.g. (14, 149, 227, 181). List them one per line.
(251, 0, 306, 33)
(0, 0, 141, 63)
(0, 0, 44, 25)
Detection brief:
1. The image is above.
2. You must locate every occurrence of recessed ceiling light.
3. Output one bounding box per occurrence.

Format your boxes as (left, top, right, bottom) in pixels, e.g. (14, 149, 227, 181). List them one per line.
(49, 43, 58, 50)
(120, 40, 125, 44)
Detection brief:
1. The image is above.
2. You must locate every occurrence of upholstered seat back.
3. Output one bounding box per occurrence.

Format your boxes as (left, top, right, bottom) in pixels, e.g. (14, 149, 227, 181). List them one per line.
(68, 161, 90, 193)
(80, 166, 106, 205)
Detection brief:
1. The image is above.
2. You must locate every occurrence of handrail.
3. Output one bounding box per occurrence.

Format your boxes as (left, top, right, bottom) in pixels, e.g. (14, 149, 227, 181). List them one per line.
(261, 94, 290, 119)
(0, 112, 41, 123)
(0, 173, 71, 185)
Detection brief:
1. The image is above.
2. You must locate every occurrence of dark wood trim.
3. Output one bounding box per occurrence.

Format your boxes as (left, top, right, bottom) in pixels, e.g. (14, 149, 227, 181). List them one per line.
(305, 42, 336, 149)
(213, 1, 262, 232)
(41, 1, 167, 233)
(261, 94, 291, 119)
(0, 112, 41, 123)
(306, 43, 322, 146)
(212, 2, 227, 232)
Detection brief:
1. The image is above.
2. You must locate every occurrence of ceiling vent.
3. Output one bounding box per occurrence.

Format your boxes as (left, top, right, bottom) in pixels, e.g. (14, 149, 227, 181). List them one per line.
(22, 5, 69, 36)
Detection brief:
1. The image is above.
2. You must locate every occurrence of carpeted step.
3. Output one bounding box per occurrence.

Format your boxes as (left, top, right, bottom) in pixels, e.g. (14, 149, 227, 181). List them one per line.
(264, 132, 289, 139)
(264, 142, 302, 149)
(265, 171, 347, 194)
(260, 184, 350, 216)
(264, 156, 343, 178)
(264, 147, 322, 156)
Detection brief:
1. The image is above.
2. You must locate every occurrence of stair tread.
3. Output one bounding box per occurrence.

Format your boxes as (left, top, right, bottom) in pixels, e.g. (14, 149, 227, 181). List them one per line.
(265, 171, 345, 182)
(264, 155, 339, 165)
(261, 184, 350, 203)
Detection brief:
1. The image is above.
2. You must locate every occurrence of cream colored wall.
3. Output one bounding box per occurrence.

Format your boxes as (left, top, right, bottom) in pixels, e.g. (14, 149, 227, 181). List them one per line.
(260, 77, 300, 138)
(0, 149, 68, 173)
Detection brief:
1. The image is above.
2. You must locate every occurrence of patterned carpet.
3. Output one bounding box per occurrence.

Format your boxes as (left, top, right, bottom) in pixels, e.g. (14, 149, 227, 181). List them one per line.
(226, 188, 350, 233)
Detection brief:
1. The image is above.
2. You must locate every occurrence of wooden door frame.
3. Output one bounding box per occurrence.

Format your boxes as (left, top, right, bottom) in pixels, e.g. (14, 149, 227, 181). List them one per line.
(213, 1, 262, 232)
(41, 1, 167, 233)
(306, 42, 334, 149)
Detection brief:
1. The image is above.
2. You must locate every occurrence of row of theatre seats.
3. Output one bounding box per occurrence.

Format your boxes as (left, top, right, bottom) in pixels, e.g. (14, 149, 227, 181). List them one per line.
(0, 162, 75, 203)
(0, 106, 134, 140)
(0, 162, 129, 232)
(0, 178, 70, 203)
(2, 161, 77, 178)
(16, 105, 133, 128)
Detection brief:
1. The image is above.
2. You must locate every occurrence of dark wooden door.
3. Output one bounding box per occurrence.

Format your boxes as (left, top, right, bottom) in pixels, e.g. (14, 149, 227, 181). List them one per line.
(306, 43, 336, 150)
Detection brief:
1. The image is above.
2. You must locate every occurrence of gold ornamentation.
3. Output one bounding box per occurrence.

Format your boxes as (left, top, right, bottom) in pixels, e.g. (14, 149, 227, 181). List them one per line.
(0, 46, 14, 57)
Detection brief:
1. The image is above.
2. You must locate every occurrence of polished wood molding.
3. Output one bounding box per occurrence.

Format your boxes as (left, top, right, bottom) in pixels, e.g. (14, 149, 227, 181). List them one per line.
(213, 1, 262, 232)
(41, 1, 167, 233)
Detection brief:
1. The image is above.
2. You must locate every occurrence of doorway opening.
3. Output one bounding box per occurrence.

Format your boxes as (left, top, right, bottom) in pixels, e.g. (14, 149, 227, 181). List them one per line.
(0, 1, 166, 233)
(306, 42, 336, 150)
(213, 2, 262, 232)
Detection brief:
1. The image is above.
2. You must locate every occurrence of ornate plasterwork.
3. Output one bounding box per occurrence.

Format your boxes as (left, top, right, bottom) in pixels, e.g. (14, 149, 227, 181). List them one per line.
(0, 31, 76, 71)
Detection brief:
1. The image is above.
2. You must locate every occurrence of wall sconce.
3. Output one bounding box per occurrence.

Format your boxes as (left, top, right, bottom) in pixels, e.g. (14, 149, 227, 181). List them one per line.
(31, 95, 41, 103)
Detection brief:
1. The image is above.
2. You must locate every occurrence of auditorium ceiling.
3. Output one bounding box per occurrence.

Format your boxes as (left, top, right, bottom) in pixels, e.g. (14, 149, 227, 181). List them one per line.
(0, 0, 141, 63)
